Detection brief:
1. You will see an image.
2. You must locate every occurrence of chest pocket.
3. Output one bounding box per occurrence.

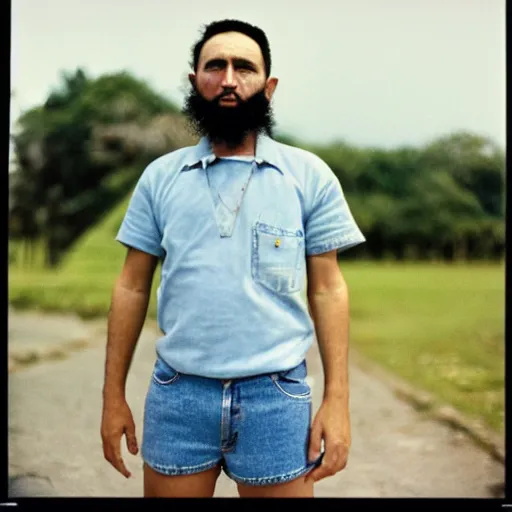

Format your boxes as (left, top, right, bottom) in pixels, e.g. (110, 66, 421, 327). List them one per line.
(252, 222, 305, 294)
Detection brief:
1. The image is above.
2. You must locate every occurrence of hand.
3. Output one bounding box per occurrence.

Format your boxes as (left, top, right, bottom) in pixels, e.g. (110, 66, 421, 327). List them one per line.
(101, 398, 139, 478)
(306, 397, 351, 483)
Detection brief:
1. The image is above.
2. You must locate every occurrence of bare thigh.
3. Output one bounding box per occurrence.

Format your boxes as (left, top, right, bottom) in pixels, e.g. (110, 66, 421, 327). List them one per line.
(143, 462, 222, 497)
(237, 474, 314, 498)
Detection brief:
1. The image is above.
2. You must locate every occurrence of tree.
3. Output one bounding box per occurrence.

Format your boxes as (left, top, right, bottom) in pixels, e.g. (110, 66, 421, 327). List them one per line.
(9, 68, 187, 267)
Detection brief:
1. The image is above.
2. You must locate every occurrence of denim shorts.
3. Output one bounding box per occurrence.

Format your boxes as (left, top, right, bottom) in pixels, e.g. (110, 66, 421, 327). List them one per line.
(141, 356, 323, 486)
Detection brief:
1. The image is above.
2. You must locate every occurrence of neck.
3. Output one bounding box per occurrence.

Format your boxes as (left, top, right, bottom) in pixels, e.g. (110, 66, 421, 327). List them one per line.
(211, 132, 257, 158)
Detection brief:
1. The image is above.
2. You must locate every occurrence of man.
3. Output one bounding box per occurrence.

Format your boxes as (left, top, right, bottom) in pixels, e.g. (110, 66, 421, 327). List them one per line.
(101, 19, 365, 498)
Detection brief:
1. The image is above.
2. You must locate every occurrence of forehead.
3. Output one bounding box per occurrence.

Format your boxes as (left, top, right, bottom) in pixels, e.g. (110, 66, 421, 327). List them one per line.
(199, 31, 264, 68)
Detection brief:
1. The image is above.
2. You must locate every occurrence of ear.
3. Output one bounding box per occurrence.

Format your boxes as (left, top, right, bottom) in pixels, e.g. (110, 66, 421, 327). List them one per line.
(264, 77, 279, 101)
(188, 73, 196, 87)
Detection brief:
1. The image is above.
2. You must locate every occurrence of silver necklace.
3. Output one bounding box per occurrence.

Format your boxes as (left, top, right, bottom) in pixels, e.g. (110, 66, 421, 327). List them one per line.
(206, 160, 255, 215)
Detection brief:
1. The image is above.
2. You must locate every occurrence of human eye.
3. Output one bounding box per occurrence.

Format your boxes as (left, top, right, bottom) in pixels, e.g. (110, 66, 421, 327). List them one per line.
(205, 60, 224, 71)
(235, 60, 256, 73)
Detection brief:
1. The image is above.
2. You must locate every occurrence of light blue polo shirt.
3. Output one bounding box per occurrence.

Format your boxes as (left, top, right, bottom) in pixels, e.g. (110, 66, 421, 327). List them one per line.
(116, 133, 365, 378)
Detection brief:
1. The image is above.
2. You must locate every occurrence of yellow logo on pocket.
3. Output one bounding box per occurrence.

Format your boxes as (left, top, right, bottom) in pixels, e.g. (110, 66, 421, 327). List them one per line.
(275, 238, 281, 248)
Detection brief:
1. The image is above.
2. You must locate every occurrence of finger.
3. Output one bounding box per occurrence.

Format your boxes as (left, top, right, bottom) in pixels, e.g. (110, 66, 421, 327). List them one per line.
(107, 439, 132, 478)
(335, 442, 349, 470)
(102, 436, 115, 465)
(307, 423, 323, 462)
(306, 462, 332, 483)
(306, 443, 338, 483)
(325, 441, 349, 475)
(125, 424, 139, 455)
(330, 446, 345, 474)
(112, 451, 132, 478)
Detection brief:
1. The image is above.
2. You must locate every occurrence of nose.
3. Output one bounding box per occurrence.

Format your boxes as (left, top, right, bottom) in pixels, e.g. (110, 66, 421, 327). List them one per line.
(221, 64, 237, 89)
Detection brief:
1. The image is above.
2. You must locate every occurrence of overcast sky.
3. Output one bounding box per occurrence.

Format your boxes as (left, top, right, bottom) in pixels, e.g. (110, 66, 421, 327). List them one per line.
(10, 0, 505, 151)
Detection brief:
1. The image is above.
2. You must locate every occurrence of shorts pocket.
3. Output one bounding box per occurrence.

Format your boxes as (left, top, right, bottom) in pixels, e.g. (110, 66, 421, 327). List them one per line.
(152, 357, 180, 385)
(270, 361, 311, 400)
(252, 222, 304, 294)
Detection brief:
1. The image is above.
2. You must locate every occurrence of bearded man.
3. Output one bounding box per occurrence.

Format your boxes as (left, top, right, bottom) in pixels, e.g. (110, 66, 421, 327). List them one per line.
(100, 19, 365, 498)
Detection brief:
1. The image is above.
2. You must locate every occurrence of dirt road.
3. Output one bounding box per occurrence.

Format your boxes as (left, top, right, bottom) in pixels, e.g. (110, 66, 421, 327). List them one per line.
(7, 310, 504, 498)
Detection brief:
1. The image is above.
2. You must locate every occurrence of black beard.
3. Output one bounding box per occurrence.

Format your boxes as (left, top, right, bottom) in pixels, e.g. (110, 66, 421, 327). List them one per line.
(182, 86, 275, 149)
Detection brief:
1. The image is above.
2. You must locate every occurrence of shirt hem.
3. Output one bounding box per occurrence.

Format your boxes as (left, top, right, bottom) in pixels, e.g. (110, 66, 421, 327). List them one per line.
(115, 235, 164, 258)
(306, 234, 366, 256)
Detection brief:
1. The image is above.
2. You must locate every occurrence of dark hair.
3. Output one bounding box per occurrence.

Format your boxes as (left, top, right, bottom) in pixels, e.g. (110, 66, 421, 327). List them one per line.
(190, 19, 271, 77)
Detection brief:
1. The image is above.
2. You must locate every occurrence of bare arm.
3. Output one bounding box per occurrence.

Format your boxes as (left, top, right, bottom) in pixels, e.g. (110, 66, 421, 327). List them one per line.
(102, 246, 158, 401)
(307, 249, 350, 401)
(101, 246, 158, 478)
(305, 249, 351, 482)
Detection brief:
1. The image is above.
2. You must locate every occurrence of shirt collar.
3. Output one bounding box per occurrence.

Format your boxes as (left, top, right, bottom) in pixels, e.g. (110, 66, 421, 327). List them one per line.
(181, 132, 283, 173)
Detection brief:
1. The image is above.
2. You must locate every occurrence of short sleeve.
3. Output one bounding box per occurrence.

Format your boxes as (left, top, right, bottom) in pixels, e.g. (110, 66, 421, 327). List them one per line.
(115, 169, 164, 258)
(305, 172, 366, 256)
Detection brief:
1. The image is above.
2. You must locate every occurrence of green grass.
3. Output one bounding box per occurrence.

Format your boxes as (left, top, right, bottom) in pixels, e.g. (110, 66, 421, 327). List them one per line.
(9, 201, 505, 433)
(9, 195, 161, 320)
(341, 261, 505, 433)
